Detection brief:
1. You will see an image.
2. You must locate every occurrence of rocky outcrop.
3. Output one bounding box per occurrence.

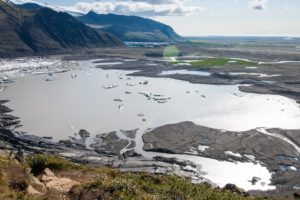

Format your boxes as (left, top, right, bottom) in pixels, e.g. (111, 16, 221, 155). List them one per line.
(27, 168, 79, 195)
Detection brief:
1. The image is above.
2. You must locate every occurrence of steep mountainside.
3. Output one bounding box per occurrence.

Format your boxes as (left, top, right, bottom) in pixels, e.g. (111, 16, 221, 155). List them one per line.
(0, 1, 122, 57)
(0, 1, 33, 57)
(78, 11, 182, 42)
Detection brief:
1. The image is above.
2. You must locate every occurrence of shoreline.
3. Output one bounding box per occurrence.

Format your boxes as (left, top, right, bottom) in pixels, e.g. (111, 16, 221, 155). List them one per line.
(1, 51, 300, 198)
(1, 98, 300, 198)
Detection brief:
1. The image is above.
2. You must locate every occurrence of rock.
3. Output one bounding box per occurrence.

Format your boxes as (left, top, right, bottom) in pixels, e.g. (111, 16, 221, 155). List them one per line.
(223, 184, 245, 194)
(27, 185, 43, 195)
(15, 148, 25, 163)
(44, 168, 55, 177)
(114, 98, 123, 102)
(112, 160, 124, 168)
(122, 150, 142, 158)
(294, 191, 300, 199)
(31, 176, 46, 193)
(45, 177, 79, 192)
(69, 185, 83, 197)
(78, 129, 90, 139)
(41, 168, 79, 192)
(153, 156, 196, 168)
(249, 176, 261, 185)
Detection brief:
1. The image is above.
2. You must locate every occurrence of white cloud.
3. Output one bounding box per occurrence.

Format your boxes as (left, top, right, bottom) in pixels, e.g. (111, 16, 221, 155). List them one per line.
(249, 0, 269, 10)
(69, 0, 203, 16)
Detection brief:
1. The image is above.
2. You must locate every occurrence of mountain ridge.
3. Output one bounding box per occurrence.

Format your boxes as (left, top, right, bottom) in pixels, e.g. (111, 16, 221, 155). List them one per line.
(0, 1, 122, 57)
(8, 1, 182, 43)
(78, 11, 182, 42)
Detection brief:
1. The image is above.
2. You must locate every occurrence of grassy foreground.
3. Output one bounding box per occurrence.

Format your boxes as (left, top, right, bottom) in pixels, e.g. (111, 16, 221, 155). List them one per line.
(0, 154, 265, 200)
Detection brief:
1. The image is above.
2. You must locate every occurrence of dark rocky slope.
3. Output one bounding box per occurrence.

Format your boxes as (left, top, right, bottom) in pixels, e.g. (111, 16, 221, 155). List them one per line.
(0, 1, 122, 57)
(78, 11, 182, 42)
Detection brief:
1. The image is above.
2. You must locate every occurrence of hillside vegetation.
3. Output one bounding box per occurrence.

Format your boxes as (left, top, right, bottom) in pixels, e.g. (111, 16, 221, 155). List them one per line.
(0, 154, 265, 200)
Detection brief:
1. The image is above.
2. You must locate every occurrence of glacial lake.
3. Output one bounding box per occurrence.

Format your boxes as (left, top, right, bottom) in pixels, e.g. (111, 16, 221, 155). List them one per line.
(1, 59, 300, 191)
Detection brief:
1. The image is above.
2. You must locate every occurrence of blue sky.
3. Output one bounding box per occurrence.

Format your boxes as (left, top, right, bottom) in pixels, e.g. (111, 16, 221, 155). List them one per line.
(24, 0, 300, 36)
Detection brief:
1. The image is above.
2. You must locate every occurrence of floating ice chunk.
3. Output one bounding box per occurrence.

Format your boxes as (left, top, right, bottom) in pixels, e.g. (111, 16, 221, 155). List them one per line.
(114, 98, 123, 102)
(71, 73, 78, 78)
(102, 84, 119, 89)
(118, 104, 125, 112)
(137, 113, 145, 117)
(139, 81, 148, 85)
(43, 77, 54, 82)
(139, 92, 152, 100)
(127, 83, 137, 87)
(152, 97, 171, 101)
(139, 92, 171, 103)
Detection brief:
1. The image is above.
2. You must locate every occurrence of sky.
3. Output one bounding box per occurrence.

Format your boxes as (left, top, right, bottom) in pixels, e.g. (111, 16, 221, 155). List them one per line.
(19, 0, 300, 37)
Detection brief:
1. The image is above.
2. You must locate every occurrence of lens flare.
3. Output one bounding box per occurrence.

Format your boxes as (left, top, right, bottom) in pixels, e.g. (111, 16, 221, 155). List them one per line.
(163, 46, 179, 61)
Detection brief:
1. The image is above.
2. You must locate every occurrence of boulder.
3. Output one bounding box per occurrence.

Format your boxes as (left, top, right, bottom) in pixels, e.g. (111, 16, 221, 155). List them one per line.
(223, 184, 245, 194)
(27, 185, 42, 195)
(31, 176, 46, 193)
(41, 168, 79, 193)
(44, 168, 55, 177)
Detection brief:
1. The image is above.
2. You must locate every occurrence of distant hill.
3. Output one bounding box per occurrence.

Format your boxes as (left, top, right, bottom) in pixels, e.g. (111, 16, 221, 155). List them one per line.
(0, 1, 122, 57)
(78, 11, 182, 42)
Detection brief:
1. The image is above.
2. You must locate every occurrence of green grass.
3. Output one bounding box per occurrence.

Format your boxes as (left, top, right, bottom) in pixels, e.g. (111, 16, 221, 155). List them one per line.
(26, 154, 87, 175)
(171, 57, 257, 68)
(78, 173, 262, 200)
(184, 40, 228, 48)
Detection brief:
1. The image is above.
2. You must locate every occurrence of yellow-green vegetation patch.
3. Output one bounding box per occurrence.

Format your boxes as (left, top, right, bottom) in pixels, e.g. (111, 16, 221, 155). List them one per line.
(0, 154, 268, 200)
(163, 45, 179, 61)
(74, 172, 262, 200)
(172, 57, 257, 68)
(26, 154, 87, 175)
